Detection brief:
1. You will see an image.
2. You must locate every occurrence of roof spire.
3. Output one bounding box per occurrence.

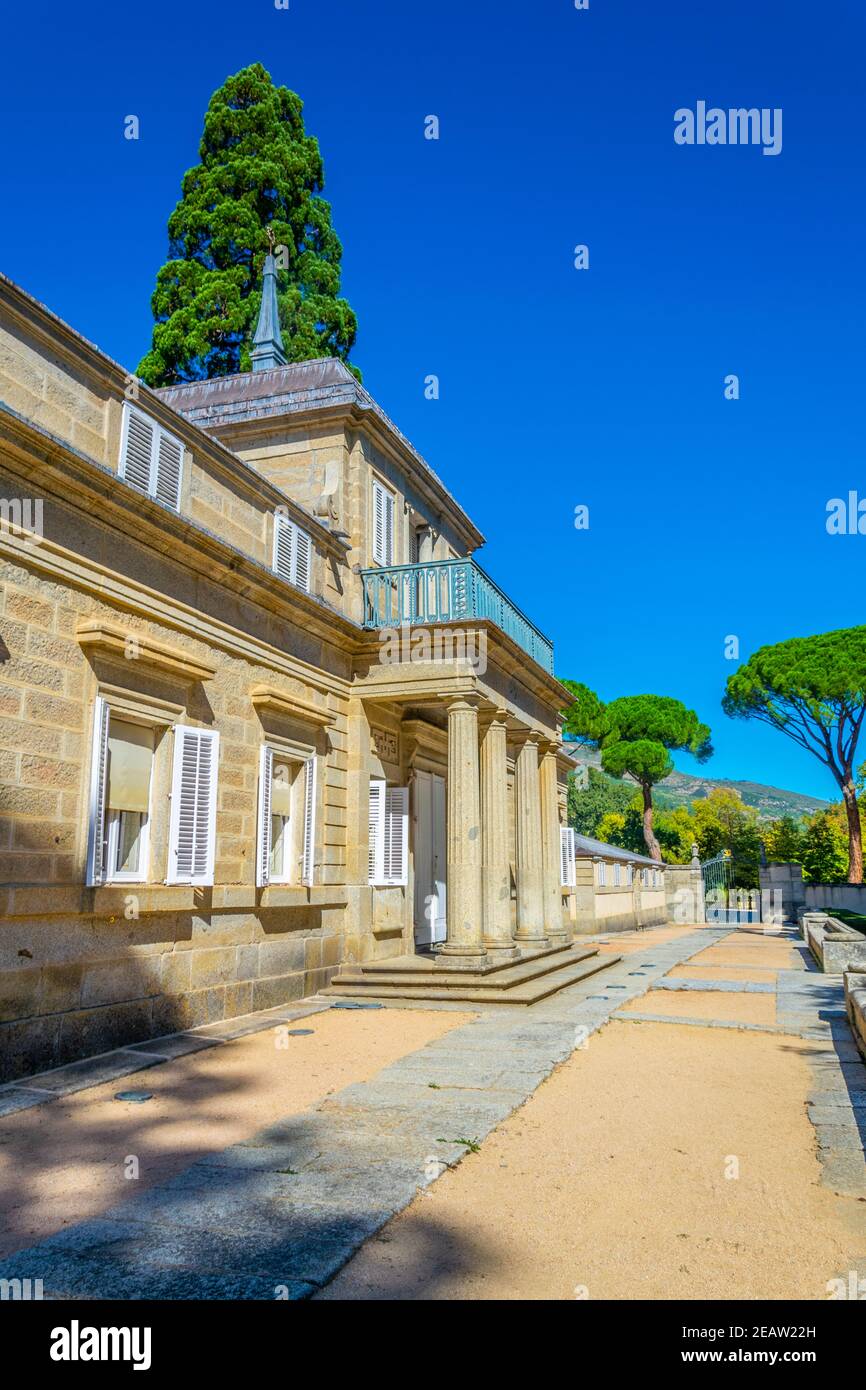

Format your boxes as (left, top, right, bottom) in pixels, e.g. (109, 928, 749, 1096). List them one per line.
(250, 229, 287, 372)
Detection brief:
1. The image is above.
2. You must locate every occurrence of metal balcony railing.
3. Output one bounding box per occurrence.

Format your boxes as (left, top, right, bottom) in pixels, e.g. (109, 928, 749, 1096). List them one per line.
(361, 558, 554, 674)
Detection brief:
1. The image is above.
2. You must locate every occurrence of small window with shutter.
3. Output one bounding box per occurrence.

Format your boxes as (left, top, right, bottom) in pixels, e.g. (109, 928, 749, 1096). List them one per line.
(368, 778, 408, 886)
(371, 479, 395, 566)
(119, 402, 184, 512)
(559, 826, 576, 887)
(166, 725, 220, 886)
(86, 702, 156, 885)
(272, 509, 313, 593)
(256, 745, 316, 887)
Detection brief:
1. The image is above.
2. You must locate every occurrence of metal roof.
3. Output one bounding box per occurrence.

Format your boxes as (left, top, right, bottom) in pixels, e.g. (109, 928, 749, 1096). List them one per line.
(572, 833, 661, 869)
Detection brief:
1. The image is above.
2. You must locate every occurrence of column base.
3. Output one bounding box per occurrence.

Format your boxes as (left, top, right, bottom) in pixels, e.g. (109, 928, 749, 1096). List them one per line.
(545, 930, 572, 948)
(515, 931, 549, 948)
(481, 941, 522, 961)
(437, 943, 488, 968)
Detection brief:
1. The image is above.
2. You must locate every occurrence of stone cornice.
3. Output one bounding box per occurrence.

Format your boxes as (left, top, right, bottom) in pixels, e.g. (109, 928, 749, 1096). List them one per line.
(0, 404, 365, 666)
(76, 621, 218, 683)
(0, 275, 349, 563)
(249, 684, 336, 727)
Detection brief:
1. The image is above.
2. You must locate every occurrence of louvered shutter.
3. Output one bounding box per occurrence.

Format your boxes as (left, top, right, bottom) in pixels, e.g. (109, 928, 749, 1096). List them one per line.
(167, 726, 220, 885)
(560, 826, 569, 887)
(85, 696, 111, 886)
(368, 778, 385, 884)
(154, 431, 184, 511)
(273, 510, 296, 582)
(383, 786, 409, 886)
(302, 755, 317, 886)
(256, 744, 274, 888)
(568, 829, 576, 886)
(294, 525, 312, 592)
(372, 480, 394, 565)
(120, 406, 154, 494)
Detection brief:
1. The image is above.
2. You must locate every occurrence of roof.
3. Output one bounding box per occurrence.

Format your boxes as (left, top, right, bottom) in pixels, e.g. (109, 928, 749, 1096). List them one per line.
(572, 833, 661, 869)
(155, 359, 485, 551)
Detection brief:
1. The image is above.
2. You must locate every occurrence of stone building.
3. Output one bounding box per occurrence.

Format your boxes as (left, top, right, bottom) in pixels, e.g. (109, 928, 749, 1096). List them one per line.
(0, 262, 615, 1078)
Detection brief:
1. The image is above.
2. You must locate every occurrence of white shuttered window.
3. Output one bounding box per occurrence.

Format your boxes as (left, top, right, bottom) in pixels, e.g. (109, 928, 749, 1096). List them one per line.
(119, 403, 184, 512)
(368, 778, 408, 886)
(167, 726, 219, 885)
(559, 826, 576, 887)
(273, 510, 313, 593)
(371, 479, 394, 565)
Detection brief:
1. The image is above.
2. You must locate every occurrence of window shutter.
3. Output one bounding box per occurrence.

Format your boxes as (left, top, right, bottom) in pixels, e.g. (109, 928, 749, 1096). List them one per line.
(85, 696, 111, 886)
(568, 829, 576, 886)
(273, 511, 295, 582)
(294, 525, 312, 592)
(120, 407, 154, 494)
(167, 726, 220, 885)
(383, 786, 409, 886)
(273, 512, 312, 592)
(368, 777, 385, 884)
(560, 826, 569, 886)
(372, 481, 394, 565)
(154, 432, 184, 511)
(302, 755, 317, 886)
(256, 744, 274, 889)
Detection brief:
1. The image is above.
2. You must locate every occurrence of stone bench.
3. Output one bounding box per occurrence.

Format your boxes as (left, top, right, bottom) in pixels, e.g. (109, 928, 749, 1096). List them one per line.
(801, 911, 866, 974)
(844, 971, 866, 1063)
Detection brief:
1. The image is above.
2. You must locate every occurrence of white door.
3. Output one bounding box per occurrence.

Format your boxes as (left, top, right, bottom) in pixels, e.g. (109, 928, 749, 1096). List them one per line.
(413, 771, 447, 946)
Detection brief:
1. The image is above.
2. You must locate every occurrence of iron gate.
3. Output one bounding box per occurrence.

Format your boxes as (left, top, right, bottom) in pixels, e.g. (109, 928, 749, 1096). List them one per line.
(701, 850, 762, 924)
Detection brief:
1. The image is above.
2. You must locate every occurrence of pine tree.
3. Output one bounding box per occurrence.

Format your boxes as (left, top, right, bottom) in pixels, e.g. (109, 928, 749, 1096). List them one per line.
(137, 64, 358, 385)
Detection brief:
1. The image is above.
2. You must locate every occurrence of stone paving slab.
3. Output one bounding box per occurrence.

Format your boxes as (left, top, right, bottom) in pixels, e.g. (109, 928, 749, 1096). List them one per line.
(654, 978, 774, 994)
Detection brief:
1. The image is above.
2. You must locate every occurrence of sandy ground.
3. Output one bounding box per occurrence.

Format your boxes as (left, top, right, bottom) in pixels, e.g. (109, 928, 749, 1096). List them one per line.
(619, 988, 777, 1025)
(318, 1020, 866, 1301)
(0, 1007, 469, 1259)
(592, 927, 698, 956)
(669, 965, 777, 985)
(687, 934, 803, 972)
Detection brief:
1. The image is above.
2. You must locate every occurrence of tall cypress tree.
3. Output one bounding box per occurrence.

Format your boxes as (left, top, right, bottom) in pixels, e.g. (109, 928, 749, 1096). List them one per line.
(137, 64, 359, 385)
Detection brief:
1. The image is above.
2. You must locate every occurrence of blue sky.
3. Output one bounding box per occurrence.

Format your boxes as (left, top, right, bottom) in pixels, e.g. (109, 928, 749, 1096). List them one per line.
(1, 0, 863, 801)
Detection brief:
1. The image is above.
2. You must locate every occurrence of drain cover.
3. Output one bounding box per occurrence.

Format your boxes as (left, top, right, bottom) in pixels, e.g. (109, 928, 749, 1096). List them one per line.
(286, 1028, 314, 1036)
(332, 1001, 384, 1010)
(114, 1090, 153, 1103)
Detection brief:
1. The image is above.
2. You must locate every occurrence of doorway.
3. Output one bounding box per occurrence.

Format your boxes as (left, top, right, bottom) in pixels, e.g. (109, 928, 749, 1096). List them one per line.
(413, 770, 446, 947)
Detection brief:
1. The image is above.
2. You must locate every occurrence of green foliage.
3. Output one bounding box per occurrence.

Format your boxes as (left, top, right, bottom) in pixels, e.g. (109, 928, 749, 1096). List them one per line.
(800, 811, 849, 884)
(691, 788, 762, 887)
(567, 766, 636, 837)
(597, 800, 695, 863)
(723, 626, 866, 884)
(560, 683, 712, 859)
(762, 815, 806, 864)
(137, 64, 359, 386)
(560, 681, 607, 746)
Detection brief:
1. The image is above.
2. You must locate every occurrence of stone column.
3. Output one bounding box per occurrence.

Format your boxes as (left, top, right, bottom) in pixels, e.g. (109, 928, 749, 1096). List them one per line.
(540, 741, 570, 946)
(439, 698, 486, 964)
(480, 708, 518, 957)
(514, 732, 547, 946)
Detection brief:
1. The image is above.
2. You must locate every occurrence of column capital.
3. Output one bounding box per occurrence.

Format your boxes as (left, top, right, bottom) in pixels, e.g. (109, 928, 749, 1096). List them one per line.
(478, 704, 510, 732)
(510, 725, 542, 751)
(445, 694, 482, 714)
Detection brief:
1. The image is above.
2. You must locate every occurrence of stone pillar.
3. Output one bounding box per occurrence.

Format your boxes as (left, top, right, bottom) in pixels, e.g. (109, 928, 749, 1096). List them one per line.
(540, 741, 570, 946)
(664, 844, 705, 926)
(439, 698, 486, 963)
(514, 732, 547, 946)
(480, 708, 518, 957)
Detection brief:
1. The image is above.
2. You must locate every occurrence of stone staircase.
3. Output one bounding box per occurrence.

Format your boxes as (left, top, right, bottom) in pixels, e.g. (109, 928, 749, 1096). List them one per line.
(323, 941, 621, 1006)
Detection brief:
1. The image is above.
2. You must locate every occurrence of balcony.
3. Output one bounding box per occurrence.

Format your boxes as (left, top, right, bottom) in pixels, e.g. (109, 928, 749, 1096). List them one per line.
(361, 558, 554, 674)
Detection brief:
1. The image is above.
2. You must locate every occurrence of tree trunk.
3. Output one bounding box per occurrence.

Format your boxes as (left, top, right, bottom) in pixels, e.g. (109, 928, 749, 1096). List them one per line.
(641, 781, 662, 861)
(842, 780, 863, 884)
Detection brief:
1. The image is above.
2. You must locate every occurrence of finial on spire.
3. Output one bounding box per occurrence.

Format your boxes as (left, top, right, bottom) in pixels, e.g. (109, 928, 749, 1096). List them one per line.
(251, 229, 286, 372)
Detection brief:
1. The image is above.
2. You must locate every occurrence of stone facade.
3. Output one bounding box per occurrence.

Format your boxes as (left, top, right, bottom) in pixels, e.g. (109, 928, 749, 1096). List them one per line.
(0, 273, 579, 1080)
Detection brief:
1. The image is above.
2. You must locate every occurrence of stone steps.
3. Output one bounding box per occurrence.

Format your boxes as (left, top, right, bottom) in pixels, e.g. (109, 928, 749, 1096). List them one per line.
(323, 945, 621, 1006)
